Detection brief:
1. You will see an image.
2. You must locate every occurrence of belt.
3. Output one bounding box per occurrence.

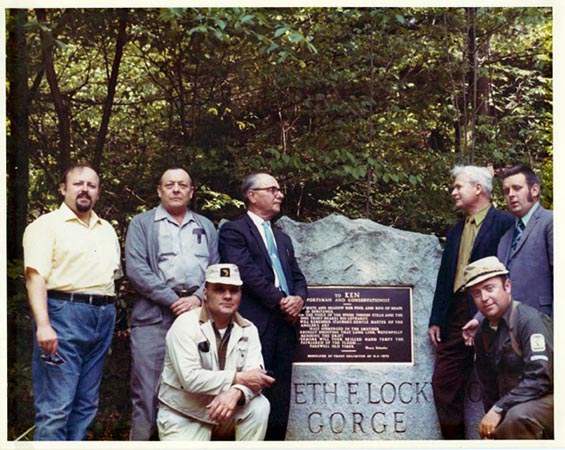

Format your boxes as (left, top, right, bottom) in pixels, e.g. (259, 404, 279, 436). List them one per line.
(174, 287, 197, 297)
(47, 290, 115, 306)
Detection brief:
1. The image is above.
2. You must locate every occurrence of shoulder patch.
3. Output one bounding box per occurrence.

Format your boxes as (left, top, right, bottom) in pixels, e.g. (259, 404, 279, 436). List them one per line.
(530, 334, 546, 352)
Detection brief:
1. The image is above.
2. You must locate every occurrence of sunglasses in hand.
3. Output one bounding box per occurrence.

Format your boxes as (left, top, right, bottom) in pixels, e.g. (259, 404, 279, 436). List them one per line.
(40, 352, 66, 366)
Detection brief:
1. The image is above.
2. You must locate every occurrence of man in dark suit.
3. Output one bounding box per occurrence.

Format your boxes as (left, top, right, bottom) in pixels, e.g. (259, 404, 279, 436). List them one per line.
(219, 173, 308, 440)
(428, 165, 513, 439)
(497, 164, 553, 316)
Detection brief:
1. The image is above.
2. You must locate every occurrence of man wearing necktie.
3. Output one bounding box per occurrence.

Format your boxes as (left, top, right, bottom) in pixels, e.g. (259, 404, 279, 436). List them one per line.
(496, 164, 553, 317)
(509, 219, 525, 257)
(464, 165, 554, 345)
(428, 165, 513, 439)
(219, 173, 308, 440)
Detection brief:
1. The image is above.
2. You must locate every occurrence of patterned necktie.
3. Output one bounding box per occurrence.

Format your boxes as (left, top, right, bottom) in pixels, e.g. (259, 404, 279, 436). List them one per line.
(262, 221, 290, 295)
(510, 219, 525, 257)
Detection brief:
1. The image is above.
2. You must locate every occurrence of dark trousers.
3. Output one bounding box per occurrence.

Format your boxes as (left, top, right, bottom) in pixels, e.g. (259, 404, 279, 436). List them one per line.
(494, 394, 553, 439)
(260, 317, 297, 441)
(432, 292, 475, 439)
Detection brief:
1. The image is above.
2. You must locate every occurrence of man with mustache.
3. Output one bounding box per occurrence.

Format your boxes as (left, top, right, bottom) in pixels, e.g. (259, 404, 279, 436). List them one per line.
(23, 163, 121, 440)
(126, 167, 219, 440)
(219, 173, 308, 440)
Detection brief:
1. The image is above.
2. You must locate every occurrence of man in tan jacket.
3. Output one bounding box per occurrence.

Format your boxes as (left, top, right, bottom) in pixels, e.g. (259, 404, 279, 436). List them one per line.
(157, 263, 274, 440)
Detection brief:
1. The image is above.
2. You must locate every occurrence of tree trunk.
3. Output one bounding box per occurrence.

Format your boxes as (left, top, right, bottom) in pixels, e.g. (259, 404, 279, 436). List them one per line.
(467, 7, 477, 163)
(36, 8, 71, 175)
(7, 9, 30, 261)
(93, 9, 128, 172)
(365, 17, 375, 218)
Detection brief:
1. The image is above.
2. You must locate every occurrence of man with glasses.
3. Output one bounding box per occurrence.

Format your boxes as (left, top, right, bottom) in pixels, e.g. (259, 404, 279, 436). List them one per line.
(219, 173, 308, 440)
(23, 163, 121, 440)
(125, 167, 219, 440)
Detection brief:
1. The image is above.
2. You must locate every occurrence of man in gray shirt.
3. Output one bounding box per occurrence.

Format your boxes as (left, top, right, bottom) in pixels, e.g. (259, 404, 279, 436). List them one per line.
(125, 167, 219, 440)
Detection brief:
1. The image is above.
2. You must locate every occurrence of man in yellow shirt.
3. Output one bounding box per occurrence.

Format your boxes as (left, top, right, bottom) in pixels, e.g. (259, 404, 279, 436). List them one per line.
(23, 163, 121, 440)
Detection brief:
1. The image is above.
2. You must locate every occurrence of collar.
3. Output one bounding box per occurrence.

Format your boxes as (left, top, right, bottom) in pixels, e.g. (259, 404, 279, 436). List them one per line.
(59, 202, 101, 228)
(154, 204, 194, 225)
(198, 305, 252, 328)
(468, 204, 491, 226)
(247, 210, 268, 227)
(482, 298, 514, 331)
(518, 201, 539, 227)
(498, 299, 515, 329)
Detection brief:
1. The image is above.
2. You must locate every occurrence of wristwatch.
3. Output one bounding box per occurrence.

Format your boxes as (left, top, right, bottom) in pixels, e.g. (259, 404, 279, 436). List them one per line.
(493, 405, 504, 414)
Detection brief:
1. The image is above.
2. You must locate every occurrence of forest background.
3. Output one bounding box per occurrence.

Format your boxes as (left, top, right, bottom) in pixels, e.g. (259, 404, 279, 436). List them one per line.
(5, 7, 553, 440)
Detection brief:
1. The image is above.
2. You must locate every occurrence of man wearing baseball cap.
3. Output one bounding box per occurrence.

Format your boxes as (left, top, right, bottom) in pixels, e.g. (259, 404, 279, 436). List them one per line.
(463, 256, 553, 439)
(156, 263, 275, 440)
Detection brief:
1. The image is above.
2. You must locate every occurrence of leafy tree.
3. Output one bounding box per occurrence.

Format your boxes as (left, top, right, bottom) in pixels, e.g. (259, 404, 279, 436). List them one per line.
(6, 7, 552, 439)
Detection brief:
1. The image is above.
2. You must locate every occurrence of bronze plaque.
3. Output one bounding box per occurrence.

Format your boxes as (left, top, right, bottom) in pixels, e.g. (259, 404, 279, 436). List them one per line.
(296, 286, 413, 364)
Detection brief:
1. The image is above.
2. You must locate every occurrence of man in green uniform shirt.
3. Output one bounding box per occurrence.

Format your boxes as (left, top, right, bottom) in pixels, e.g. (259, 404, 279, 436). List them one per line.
(463, 256, 553, 439)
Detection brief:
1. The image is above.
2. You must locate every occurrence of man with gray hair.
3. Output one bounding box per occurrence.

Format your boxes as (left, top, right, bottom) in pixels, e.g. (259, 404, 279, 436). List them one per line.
(428, 165, 513, 439)
(219, 173, 308, 440)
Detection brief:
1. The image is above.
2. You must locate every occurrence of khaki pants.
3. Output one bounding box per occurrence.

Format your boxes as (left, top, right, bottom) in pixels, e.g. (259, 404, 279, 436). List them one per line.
(157, 395, 270, 441)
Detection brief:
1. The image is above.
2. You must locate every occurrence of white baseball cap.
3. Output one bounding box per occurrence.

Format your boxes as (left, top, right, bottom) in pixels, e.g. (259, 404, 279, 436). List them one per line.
(205, 263, 243, 286)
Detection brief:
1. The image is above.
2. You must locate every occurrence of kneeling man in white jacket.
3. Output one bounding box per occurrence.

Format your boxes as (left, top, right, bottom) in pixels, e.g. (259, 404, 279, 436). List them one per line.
(157, 263, 275, 440)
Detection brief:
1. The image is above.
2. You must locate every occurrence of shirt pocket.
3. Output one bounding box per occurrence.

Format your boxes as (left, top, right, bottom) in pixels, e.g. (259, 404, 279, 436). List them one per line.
(540, 296, 551, 305)
(191, 228, 209, 257)
(500, 344, 524, 372)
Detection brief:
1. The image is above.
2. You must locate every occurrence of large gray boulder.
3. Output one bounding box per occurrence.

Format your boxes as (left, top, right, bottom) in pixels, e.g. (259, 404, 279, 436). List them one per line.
(274, 214, 483, 440)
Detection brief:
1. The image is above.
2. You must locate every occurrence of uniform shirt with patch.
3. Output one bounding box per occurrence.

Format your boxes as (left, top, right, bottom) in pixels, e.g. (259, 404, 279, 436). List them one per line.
(474, 301, 553, 413)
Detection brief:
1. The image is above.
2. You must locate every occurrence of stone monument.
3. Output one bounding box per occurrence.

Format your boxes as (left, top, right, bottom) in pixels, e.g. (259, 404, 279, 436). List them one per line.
(276, 214, 483, 440)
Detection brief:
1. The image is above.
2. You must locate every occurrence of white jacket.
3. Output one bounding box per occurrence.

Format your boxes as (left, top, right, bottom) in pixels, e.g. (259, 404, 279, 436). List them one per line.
(158, 306, 265, 425)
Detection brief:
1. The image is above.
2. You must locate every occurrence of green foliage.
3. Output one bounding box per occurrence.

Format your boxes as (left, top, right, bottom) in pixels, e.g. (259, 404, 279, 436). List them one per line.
(7, 7, 553, 438)
(7, 259, 35, 440)
(18, 7, 552, 230)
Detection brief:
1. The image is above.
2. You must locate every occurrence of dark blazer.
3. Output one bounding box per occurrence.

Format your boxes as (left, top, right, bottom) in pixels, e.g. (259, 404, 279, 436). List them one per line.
(219, 214, 308, 334)
(429, 206, 513, 331)
(497, 205, 553, 316)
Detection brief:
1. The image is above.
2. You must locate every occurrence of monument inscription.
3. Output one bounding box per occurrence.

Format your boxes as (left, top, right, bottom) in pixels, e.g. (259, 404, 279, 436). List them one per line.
(277, 215, 482, 439)
(292, 379, 434, 436)
(296, 286, 413, 364)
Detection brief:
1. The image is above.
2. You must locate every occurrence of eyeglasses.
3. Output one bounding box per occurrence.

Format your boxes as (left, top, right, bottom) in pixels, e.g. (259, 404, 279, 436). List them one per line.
(251, 186, 282, 195)
(40, 352, 66, 366)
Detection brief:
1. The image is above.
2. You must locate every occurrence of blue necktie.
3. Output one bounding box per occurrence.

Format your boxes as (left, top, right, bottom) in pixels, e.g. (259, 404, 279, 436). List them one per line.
(510, 219, 525, 257)
(262, 221, 290, 295)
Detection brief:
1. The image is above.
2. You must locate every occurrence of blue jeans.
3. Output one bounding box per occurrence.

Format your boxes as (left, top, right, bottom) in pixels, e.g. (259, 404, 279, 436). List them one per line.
(32, 297, 116, 440)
